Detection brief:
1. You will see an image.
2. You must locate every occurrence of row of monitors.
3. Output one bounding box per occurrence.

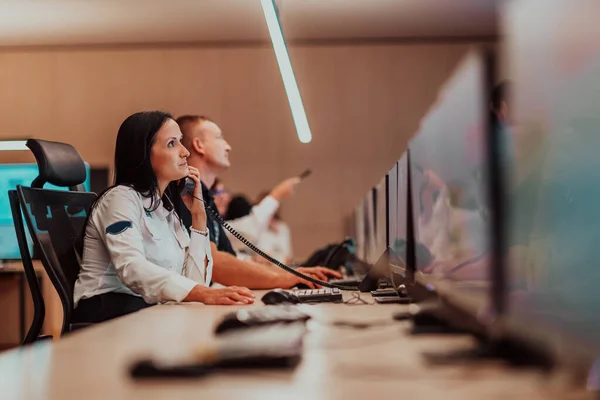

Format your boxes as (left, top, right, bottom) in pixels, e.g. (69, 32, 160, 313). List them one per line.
(0, 164, 110, 260)
(354, 156, 406, 269)
(355, 0, 600, 384)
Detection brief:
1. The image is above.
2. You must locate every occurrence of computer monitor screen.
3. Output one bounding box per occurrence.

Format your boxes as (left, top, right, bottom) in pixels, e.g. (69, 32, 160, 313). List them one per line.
(354, 203, 365, 261)
(387, 163, 398, 252)
(374, 175, 388, 263)
(362, 190, 377, 265)
(389, 153, 410, 286)
(505, 0, 600, 367)
(408, 50, 493, 318)
(0, 163, 91, 260)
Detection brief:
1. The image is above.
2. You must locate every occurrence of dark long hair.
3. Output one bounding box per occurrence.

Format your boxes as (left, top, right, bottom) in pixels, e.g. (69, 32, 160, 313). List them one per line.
(87, 111, 183, 227)
(113, 111, 175, 212)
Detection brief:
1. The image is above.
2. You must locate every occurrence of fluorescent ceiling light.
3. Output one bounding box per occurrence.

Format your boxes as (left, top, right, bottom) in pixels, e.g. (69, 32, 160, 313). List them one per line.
(260, 0, 312, 144)
(0, 140, 28, 151)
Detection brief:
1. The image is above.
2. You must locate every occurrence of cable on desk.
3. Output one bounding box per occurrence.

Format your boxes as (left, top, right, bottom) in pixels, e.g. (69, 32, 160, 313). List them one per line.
(327, 319, 396, 329)
(343, 291, 374, 306)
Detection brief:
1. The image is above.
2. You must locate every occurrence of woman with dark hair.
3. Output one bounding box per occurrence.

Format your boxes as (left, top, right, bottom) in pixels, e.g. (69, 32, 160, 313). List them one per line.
(72, 111, 254, 323)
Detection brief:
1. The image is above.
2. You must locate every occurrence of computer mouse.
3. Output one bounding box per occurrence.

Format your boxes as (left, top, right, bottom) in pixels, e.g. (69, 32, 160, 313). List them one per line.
(261, 289, 301, 305)
(396, 284, 408, 297)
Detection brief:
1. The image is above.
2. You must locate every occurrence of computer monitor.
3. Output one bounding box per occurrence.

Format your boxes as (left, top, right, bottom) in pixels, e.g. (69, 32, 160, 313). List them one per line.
(362, 190, 377, 265)
(408, 48, 497, 327)
(354, 203, 365, 262)
(0, 163, 91, 261)
(503, 0, 600, 376)
(374, 175, 388, 262)
(387, 162, 398, 253)
(388, 152, 412, 288)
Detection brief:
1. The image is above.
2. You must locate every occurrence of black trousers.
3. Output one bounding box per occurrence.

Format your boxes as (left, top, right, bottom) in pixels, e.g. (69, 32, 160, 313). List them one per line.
(72, 292, 154, 323)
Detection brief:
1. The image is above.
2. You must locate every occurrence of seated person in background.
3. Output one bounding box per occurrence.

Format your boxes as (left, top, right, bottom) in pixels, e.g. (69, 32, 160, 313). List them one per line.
(72, 111, 255, 324)
(224, 194, 253, 221)
(254, 190, 293, 265)
(213, 177, 300, 219)
(175, 114, 341, 286)
(211, 177, 231, 216)
(216, 176, 301, 243)
(223, 194, 255, 260)
(224, 193, 293, 265)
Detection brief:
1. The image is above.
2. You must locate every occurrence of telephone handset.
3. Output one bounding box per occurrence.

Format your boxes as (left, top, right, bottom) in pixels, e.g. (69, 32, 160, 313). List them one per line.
(179, 177, 355, 291)
(180, 177, 196, 198)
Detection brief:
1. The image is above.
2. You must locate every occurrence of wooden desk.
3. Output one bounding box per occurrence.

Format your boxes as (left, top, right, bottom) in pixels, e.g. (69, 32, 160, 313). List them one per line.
(0, 261, 63, 348)
(0, 267, 28, 347)
(0, 291, 587, 399)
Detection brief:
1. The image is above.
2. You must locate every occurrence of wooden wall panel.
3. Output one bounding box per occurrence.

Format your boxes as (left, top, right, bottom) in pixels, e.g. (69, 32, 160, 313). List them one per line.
(0, 41, 483, 258)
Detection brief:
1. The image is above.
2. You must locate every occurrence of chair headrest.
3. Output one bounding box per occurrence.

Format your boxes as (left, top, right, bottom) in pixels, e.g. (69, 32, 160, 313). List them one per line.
(26, 139, 86, 189)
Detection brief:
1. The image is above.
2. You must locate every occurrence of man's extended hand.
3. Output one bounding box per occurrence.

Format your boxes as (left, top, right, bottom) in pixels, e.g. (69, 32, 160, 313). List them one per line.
(269, 177, 302, 201)
(274, 266, 343, 289)
(296, 266, 342, 282)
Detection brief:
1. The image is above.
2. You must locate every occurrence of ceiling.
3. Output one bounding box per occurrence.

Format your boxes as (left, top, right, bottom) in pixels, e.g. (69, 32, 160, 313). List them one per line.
(0, 0, 498, 47)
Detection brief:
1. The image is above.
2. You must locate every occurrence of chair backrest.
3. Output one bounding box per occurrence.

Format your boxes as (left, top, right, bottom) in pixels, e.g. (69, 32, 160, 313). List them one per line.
(16, 186, 96, 334)
(26, 138, 88, 192)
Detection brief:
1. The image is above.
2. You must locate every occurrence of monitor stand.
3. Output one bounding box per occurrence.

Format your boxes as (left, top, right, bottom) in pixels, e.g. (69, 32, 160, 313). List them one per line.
(419, 335, 555, 371)
(358, 248, 393, 292)
(394, 301, 555, 370)
(393, 301, 468, 334)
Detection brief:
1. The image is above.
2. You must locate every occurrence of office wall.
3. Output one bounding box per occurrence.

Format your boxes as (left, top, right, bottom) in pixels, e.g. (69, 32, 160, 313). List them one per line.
(0, 41, 484, 259)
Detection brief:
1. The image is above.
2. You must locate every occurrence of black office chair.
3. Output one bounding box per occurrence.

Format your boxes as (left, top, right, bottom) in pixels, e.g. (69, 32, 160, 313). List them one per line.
(8, 191, 46, 344)
(10, 139, 96, 341)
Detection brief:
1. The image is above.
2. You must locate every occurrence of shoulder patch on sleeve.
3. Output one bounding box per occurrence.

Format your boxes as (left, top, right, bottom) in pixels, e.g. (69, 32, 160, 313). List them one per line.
(106, 220, 133, 235)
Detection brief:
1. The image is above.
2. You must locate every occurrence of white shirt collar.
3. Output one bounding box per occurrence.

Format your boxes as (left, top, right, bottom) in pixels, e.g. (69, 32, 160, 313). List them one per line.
(139, 191, 177, 220)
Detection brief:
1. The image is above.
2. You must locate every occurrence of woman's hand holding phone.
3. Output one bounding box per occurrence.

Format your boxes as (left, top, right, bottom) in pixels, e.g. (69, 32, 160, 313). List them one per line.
(181, 167, 208, 230)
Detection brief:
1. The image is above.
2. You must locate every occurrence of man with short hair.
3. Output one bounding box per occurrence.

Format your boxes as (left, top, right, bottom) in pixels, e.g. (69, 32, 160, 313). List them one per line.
(175, 115, 340, 288)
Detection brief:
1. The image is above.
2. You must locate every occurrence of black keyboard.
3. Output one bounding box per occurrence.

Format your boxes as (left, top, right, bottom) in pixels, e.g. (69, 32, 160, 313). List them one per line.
(293, 288, 343, 303)
(328, 277, 364, 287)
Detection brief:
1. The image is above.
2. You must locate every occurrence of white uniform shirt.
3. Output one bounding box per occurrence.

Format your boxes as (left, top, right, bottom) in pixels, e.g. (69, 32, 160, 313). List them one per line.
(256, 221, 292, 262)
(73, 185, 213, 306)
